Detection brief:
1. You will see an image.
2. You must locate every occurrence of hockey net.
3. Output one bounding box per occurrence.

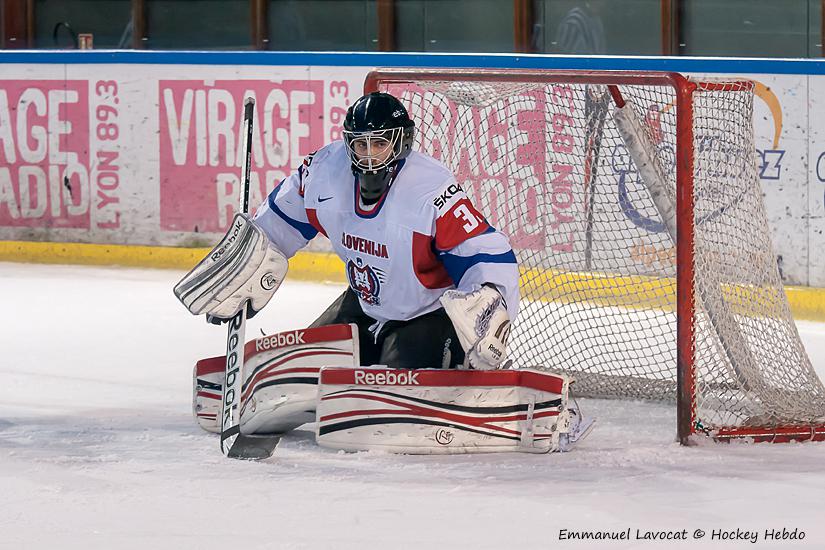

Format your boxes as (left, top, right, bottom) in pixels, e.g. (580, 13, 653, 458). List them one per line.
(366, 69, 825, 444)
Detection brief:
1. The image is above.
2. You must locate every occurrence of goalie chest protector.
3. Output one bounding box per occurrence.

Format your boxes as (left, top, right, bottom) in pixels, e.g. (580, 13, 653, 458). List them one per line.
(316, 367, 571, 454)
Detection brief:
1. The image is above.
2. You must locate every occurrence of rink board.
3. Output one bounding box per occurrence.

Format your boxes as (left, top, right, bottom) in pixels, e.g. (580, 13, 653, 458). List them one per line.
(3, 239, 825, 321)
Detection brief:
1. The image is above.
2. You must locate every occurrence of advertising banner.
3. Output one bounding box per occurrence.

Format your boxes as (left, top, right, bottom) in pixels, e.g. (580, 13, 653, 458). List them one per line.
(0, 80, 90, 228)
(0, 64, 366, 248)
(0, 60, 823, 286)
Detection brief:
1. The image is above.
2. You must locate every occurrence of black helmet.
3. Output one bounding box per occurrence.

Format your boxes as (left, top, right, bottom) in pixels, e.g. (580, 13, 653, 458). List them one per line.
(343, 92, 415, 201)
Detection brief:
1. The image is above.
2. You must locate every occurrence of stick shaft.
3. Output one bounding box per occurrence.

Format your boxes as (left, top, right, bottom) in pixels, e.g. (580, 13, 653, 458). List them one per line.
(219, 97, 256, 455)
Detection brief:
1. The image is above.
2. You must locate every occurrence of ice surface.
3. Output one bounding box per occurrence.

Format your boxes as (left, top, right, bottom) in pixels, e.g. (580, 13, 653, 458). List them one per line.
(1, 263, 824, 549)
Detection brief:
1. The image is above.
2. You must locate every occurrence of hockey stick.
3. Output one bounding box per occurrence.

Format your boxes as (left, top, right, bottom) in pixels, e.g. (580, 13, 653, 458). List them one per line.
(219, 97, 281, 460)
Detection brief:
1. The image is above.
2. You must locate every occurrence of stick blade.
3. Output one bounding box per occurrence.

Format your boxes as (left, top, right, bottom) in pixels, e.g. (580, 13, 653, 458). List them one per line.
(226, 434, 281, 460)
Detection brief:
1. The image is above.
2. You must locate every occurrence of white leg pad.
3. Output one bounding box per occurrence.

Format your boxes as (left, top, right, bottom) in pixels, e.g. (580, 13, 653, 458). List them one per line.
(193, 357, 225, 433)
(316, 367, 571, 454)
(192, 324, 359, 435)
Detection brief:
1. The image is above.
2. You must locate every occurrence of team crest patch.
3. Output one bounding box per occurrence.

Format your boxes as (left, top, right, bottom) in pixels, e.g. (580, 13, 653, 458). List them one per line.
(347, 258, 384, 306)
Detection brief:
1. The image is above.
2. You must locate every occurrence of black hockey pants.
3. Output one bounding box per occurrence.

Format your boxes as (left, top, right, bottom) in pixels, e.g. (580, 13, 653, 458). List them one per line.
(309, 288, 465, 369)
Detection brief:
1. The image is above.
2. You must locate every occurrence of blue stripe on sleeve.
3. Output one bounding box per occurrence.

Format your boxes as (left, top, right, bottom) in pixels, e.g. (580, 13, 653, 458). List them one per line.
(268, 191, 318, 241)
(439, 250, 517, 285)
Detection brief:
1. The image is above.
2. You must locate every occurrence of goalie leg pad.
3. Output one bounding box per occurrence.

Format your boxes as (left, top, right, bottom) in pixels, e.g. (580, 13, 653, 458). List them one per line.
(316, 367, 571, 454)
(192, 324, 360, 435)
(193, 356, 226, 434)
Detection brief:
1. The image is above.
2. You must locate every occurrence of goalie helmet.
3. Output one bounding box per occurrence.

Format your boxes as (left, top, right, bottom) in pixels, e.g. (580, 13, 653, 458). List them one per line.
(343, 92, 415, 201)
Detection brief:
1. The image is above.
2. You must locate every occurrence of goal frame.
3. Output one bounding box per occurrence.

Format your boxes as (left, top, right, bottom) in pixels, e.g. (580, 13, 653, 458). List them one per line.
(364, 68, 825, 445)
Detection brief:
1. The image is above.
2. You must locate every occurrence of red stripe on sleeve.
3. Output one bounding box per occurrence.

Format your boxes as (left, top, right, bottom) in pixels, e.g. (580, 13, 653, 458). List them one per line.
(306, 208, 327, 237)
(434, 198, 491, 251)
(412, 231, 453, 289)
(297, 168, 306, 197)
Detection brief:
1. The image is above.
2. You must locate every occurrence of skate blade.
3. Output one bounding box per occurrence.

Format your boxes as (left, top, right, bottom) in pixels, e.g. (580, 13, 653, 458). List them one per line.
(559, 417, 596, 452)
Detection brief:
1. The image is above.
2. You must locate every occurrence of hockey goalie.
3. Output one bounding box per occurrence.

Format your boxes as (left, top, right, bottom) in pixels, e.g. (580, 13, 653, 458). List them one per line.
(175, 91, 590, 455)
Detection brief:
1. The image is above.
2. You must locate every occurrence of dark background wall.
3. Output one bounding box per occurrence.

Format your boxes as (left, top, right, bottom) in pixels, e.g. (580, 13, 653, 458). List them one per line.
(2, 0, 824, 58)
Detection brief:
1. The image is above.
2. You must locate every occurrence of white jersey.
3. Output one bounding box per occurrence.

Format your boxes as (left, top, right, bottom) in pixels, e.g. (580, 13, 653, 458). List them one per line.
(252, 141, 520, 327)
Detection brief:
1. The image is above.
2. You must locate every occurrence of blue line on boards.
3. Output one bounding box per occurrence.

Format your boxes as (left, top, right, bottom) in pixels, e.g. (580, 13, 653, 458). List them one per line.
(2, 50, 825, 76)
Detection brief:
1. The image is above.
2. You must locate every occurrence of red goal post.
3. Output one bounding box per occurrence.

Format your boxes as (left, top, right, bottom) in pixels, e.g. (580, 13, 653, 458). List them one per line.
(364, 68, 825, 445)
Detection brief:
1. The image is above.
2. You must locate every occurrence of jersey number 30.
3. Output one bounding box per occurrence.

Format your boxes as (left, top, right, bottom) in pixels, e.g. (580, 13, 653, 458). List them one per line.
(453, 204, 480, 233)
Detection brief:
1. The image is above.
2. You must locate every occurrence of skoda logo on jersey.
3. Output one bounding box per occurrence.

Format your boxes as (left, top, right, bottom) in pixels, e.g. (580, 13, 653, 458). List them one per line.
(347, 258, 381, 305)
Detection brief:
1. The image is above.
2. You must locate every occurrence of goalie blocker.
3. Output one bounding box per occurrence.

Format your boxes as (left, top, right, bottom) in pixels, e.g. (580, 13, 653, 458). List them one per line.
(173, 213, 289, 322)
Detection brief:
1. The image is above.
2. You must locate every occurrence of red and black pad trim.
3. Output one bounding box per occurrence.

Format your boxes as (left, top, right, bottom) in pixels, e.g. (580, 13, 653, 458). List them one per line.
(318, 388, 560, 440)
(241, 347, 352, 403)
(319, 417, 533, 442)
(321, 387, 561, 415)
(195, 355, 226, 376)
(196, 386, 222, 402)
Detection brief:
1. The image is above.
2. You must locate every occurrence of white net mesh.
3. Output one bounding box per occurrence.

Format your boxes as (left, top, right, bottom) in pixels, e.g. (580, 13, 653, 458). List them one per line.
(375, 70, 825, 438)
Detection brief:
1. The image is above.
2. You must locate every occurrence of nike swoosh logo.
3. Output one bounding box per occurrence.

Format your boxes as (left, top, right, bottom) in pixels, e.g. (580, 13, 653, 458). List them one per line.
(318, 196, 333, 203)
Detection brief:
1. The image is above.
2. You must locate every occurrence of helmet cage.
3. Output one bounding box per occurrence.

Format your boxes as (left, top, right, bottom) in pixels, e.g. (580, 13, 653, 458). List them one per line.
(343, 127, 405, 173)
